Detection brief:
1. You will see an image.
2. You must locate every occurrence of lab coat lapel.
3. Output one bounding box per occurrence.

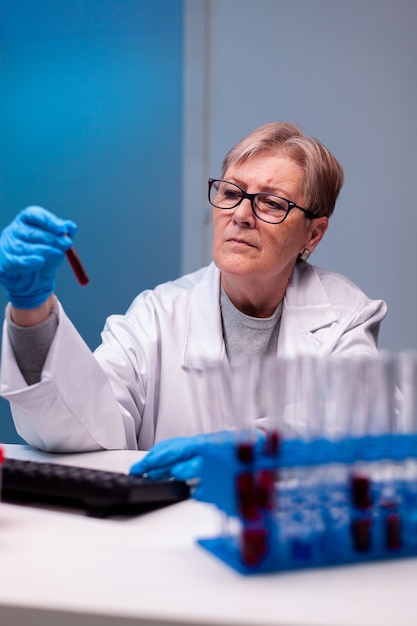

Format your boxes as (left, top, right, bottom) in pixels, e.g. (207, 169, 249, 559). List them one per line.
(182, 263, 226, 368)
(278, 263, 337, 356)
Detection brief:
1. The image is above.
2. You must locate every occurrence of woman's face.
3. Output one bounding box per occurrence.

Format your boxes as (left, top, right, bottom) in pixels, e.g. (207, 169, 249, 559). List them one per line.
(212, 152, 328, 287)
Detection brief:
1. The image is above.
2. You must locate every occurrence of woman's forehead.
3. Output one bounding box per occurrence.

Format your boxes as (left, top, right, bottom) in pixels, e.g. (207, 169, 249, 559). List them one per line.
(224, 153, 304, 197)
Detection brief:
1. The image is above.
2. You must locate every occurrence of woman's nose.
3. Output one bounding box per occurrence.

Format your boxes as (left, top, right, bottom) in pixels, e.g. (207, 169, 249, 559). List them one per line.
(232, 198, 256, 226)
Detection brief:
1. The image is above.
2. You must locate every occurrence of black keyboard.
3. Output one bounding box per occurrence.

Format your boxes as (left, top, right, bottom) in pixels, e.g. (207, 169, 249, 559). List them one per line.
(1, 457, 190, 518)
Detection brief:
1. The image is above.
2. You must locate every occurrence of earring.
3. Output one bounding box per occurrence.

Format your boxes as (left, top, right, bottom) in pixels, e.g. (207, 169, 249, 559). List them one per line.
(299, 248, 310, 262)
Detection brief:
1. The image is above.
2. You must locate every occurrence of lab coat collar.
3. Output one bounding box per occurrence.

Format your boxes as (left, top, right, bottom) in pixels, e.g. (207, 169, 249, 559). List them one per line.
(182, 261, 337, 367)
(283, 262, 337, 332)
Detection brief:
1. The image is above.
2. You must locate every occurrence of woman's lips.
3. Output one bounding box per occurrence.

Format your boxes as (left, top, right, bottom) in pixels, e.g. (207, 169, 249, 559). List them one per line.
(226, 237, 256, 248)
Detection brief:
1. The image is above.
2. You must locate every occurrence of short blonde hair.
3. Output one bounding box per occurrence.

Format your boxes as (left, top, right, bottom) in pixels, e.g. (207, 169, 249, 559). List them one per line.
(221, 122, 344, 218)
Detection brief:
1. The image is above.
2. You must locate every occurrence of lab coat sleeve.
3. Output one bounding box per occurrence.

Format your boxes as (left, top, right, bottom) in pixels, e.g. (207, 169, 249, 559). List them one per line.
(0, 302, 137, 452)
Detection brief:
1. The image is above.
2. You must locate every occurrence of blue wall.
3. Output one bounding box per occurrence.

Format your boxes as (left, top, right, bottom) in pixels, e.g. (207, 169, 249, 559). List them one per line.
(0, 0, 184, 443)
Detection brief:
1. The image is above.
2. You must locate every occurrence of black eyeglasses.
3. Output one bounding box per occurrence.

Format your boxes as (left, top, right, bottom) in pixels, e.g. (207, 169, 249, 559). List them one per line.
(208, 178, 316, 225)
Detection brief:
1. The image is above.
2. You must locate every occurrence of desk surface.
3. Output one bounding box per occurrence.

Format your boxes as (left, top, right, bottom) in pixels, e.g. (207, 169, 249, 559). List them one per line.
(1, 444, 417, 626)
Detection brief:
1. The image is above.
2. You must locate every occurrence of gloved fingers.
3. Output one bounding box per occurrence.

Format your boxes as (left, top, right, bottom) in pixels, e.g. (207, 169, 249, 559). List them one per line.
(19, 206, 78, 239)
(0, 206, 80, 308)
(130, 459, 150, 476)
(170, 457, 202, 481)
(0, 211, 77, 279)
(17, 227, 75, 252)
(0, 243, 67, 275)
(130, 450, 196, 477)
(129, 432, 248, 479)
(129, 453, 172, 477)
(0, 252, 45, 274)
(132, 457, 202, 482)
(12, 216, 76, 254)
(129, 436, 201, 477)
(143, 467, 173, 480)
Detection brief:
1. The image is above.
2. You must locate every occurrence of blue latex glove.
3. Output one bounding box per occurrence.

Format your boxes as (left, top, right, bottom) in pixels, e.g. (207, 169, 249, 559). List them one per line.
(130, 431, 265, 482)
(0, 206, 77, 308)
(130, 435, 217, 481)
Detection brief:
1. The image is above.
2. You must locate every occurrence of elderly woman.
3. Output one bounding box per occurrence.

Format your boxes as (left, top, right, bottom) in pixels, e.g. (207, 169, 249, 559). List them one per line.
(0, 122, 386, 477)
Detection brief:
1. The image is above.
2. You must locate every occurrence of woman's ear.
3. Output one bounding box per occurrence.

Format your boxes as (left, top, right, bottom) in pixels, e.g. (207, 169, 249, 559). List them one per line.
(305, 216, 328, 254)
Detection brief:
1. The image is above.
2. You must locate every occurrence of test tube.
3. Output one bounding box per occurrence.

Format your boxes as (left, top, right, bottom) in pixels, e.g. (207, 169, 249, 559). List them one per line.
(240, 525, 268, 567)
(66, 246, 90, 285)
(230, 355, 259, 457)
(396, 350, 417, 434)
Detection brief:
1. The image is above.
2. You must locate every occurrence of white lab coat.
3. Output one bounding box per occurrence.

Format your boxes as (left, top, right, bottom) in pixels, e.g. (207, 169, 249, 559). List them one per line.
(0, 262, 387, 452)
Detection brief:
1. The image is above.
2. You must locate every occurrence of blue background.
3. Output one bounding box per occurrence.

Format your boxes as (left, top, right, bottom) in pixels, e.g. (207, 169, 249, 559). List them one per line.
(0, 0, 184, 443)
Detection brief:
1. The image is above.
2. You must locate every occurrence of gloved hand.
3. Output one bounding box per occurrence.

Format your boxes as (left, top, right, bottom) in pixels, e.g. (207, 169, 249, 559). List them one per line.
(130, 434, 213, 481)
(130, 430, 266, 482)
(0, 206, 77, 309)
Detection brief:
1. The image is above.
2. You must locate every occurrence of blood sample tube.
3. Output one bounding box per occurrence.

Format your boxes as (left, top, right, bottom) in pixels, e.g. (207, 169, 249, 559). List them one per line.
(351, 518, 372, 552)
(241, 525, 268, 567)
(386, 510, 402, 551)
(264, 430, 280, 457)
(66, 247, 90, 285)
(236, 441, 254, 464)
(350, 474, 372, 552)
(236, 471, 258, 520)
(351, 474, 372, 510)
(257, 468, 276, 511)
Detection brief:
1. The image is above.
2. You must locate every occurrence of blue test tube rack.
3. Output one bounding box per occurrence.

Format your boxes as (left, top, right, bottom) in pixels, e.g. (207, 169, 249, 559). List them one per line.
(194, 432, 417, 574)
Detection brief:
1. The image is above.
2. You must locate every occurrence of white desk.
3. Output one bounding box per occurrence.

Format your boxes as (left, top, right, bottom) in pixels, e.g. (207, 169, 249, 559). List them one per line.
(1, 444, 417, 626)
